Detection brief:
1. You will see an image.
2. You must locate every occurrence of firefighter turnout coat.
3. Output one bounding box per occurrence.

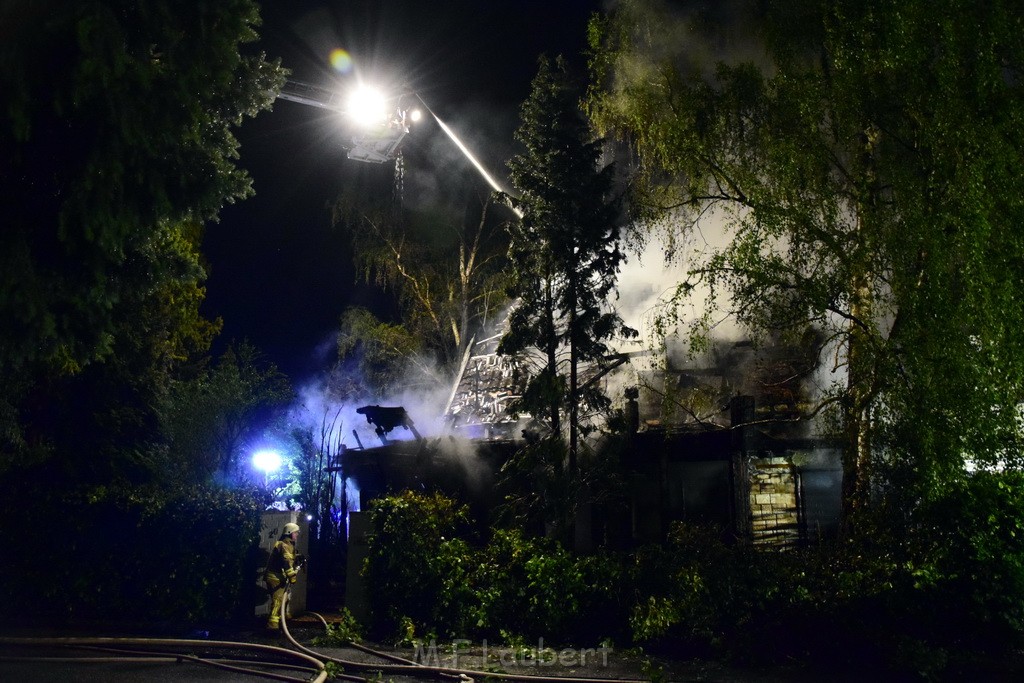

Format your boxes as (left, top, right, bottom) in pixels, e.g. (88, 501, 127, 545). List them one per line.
(265, 536, 299, 588)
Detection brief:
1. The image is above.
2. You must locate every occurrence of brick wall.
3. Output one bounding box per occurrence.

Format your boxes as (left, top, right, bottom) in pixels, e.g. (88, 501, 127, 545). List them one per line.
(748, 456, 800, 548)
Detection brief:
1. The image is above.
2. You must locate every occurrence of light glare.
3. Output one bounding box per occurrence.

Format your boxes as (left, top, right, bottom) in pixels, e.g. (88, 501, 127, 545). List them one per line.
(329, 48, 353, 73)
(252, 450, 282, 474)
(348, 87, 386, 127)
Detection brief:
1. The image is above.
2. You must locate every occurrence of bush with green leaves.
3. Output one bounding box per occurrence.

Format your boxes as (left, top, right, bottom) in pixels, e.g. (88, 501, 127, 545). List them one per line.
(470, 527, 620, 642)
(313, 608, 364, 646)
(900, 471, 1024, 650)
(624, 524, 812, 654)
(364, 492, 621, 643)
(363, 490, 476, 639)
(0, 480, 263, 625)
(625, 504, 1024, 674)
(362, 486, 1024, 675)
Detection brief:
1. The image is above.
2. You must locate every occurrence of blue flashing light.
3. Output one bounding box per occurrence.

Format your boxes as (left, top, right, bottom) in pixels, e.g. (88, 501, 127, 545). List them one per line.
(252, 450, 282, 474)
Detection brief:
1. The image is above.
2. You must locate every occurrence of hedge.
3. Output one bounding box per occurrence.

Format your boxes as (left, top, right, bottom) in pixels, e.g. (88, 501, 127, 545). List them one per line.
(0, 481, 263, 626)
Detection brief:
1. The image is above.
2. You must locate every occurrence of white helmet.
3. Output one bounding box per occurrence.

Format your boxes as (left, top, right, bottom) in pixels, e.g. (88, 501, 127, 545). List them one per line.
(283, 522, 300, 535)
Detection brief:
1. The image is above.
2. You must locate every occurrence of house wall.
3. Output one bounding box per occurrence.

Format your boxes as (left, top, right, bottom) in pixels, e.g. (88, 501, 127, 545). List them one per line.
(797, 466, 843, 542)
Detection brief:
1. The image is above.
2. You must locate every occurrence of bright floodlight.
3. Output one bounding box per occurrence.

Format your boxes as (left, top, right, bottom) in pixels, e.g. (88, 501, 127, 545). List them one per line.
(348, 86, 386, 127)
(252, 449, 282, 474)
(409, 108, 422, 122)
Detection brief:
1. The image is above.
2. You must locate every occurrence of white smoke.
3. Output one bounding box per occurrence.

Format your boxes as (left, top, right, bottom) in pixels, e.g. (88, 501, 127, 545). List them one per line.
(614, 206, 741, 353)
(402, 96, 517, 215)
(604, 0, 773, 81)
(288, 354, 454, 451)
(284, 348, 502, 497)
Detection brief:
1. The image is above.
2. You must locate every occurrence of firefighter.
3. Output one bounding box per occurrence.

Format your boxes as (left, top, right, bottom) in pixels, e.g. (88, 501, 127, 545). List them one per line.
(264, 522, 301, 631)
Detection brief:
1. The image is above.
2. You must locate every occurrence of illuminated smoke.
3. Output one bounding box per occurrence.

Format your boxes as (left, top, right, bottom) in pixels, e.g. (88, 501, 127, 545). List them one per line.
(604, 0, 771, 79)
(344, 476, 361, 512)
(343, 476, 361, 540)
(416, 95, 523, 217)
(288, 346, 454, 452)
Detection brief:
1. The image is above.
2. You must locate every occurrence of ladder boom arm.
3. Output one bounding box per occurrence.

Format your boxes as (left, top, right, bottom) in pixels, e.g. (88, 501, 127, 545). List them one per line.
(277, 80, 346, 112)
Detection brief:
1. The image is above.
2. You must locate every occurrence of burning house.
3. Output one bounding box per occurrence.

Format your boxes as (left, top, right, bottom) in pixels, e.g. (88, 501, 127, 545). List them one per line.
(326, 325, 844, 618)
(330, 318, 843, 553)
(438, 326, 843, 550)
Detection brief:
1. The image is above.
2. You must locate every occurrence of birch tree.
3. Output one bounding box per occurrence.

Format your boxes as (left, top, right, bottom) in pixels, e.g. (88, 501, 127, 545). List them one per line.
(587, 0, 1024, 532)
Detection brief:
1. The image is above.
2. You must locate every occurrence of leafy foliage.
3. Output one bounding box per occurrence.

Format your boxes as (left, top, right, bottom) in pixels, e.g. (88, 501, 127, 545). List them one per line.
(161, 342, 293, 482)
(494, 436, 572, 535)
(336, 307, 426, 398)
(364, 491, 476, 640)
(622, 513, 1024, 674)
(312, 608, 364, 646)
(361, 489, 1024, 673)
(470, 527, 620, 642)
(586, 0, 1024, 530)
(287, 423, 344, 539)
(1, 0, 283, 373)
(501, 55, 636, 477)
(581, 6, 1024, 669)
(340, 190, 511, 379)
(0, 479, 263, 625)
(0, 0, 284, 481)
(495, 433, 628, 543)
(901, 472, 1024, 646)
(364, 491, 621, 644)
(0, 218, 225, 483)
(285, 419, 349, 602)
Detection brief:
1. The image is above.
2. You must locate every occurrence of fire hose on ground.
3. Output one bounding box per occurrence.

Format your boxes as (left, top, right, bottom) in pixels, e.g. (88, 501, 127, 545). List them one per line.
(0, 577, 651, 683)
(279, 587, 649, 683)
(0, 634, 329, 683)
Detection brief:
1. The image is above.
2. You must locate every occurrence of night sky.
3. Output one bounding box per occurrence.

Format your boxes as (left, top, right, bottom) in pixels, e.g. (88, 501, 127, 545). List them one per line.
(201, 0, 603, 381)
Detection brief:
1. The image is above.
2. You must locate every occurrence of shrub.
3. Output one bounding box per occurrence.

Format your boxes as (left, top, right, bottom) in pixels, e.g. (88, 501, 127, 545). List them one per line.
(0, 480, 263, 625)
(471, 528, 620, 641)
(364, 492, 622, 644)
(622, 501, 1024, 674)
(624, 522, 832, 660)
(903, 471, 1024, 649)
(360, 487, 1024, 674)
(313, 608, 364, 645)
(363, 490, 476, 639)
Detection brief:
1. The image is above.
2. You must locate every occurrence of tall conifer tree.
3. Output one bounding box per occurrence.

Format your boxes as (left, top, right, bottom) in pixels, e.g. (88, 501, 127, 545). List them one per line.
(501, 56, 635, 474)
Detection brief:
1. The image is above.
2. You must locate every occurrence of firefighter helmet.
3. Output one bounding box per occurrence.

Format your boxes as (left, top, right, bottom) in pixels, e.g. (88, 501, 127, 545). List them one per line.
(284, 522, 300, 535)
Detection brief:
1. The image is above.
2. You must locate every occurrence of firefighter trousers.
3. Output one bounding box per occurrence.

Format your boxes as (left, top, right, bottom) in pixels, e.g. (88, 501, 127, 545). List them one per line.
(265, 577, 287, 629)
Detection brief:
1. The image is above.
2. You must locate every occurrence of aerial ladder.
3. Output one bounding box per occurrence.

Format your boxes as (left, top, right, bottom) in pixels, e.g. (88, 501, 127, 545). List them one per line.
(276, 79, 519, 215)
(277, 79, 416, 164)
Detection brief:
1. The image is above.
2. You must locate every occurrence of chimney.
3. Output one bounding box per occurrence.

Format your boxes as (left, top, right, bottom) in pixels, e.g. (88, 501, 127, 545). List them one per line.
(624, 386, 640, 435)
(730, 395, 756, 452)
